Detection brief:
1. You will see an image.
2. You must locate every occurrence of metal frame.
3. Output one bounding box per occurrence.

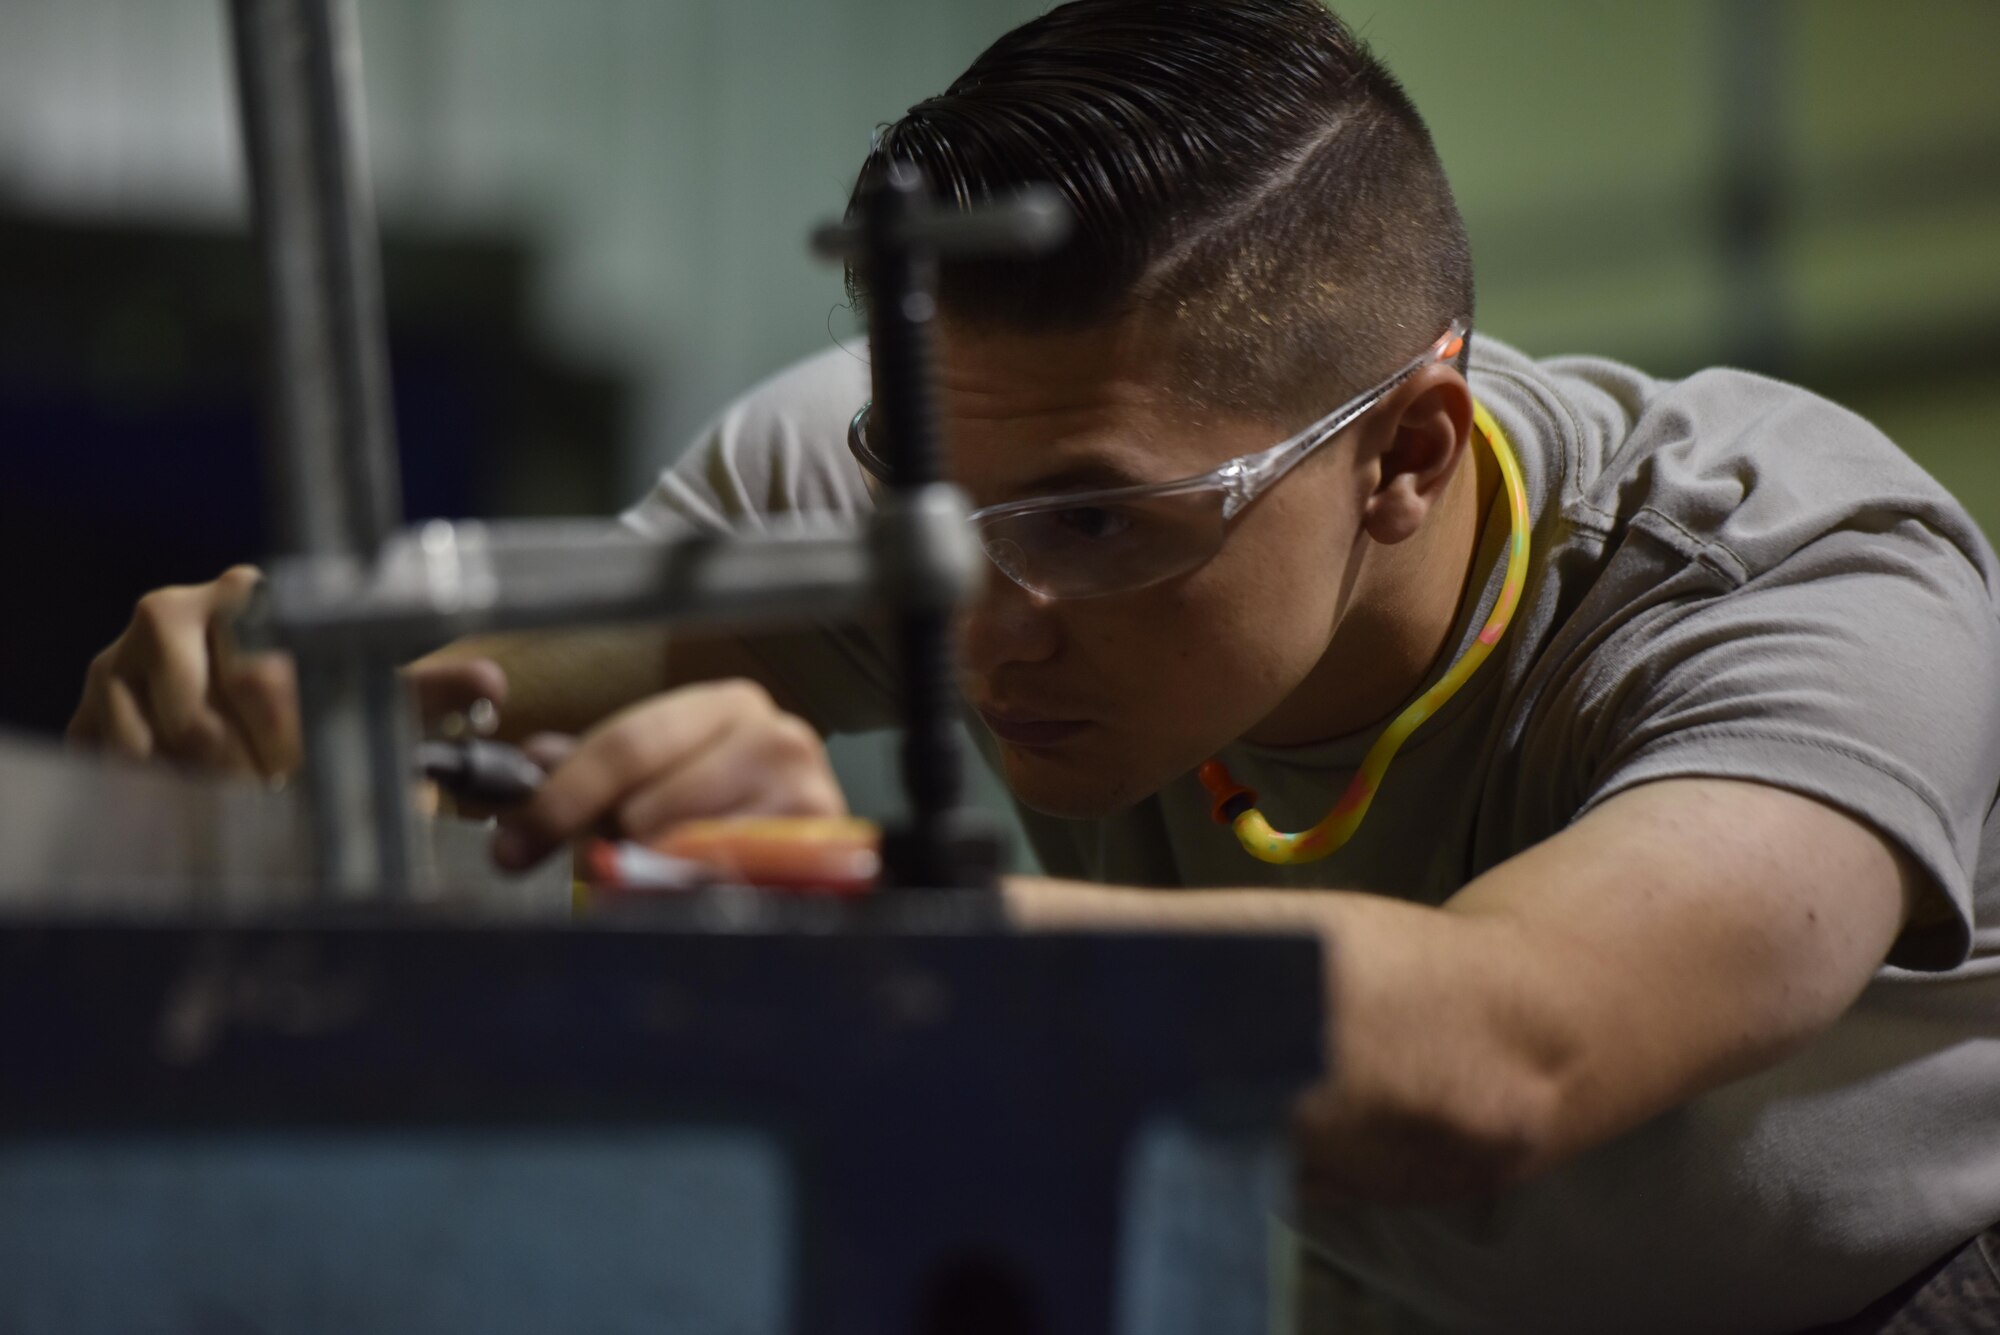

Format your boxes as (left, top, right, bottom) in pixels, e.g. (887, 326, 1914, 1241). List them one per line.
(221, 2, 1040, 901)
(226, 0, 415, 899)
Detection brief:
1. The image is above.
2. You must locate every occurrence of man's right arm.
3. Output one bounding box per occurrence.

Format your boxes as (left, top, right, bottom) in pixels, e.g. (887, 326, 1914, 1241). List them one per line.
(71, 344, 879, 836)
(412, 624, 813, 742)
(68, 569, 810, 777)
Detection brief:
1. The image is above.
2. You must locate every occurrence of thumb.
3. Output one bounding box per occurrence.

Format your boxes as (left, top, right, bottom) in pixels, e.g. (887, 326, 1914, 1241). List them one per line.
(404, 656, 509, 728)
(520, 731, 579, 772)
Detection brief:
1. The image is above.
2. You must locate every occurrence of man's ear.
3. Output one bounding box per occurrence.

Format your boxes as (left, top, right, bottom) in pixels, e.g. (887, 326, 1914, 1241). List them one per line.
(1358, 367, 1475, 546)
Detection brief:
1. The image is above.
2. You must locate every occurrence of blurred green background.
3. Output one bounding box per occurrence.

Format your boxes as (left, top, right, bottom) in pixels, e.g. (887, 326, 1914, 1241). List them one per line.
(1, 0, 1995, 844)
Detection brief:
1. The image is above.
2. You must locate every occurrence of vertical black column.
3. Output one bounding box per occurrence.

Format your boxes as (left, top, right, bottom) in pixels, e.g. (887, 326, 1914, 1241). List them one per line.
(860, 164, 992, 894)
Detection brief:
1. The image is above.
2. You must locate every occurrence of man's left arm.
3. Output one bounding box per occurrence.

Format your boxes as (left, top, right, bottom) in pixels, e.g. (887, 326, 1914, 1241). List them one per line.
(1007, 775, 1925, 1204)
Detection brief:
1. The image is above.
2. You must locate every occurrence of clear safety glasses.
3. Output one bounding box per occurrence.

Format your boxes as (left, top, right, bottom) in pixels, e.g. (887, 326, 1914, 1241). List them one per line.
(848, 318, 1469, 600)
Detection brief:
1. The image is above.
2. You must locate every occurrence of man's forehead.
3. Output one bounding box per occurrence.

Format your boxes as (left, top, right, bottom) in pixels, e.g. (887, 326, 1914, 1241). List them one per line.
(938, 382, 1221, 498)
(933, 318, 1166, 418)
(930, 317, 1258, 493)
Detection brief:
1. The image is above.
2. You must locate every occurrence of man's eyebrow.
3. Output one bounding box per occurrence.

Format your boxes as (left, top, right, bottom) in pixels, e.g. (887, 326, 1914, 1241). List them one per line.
(1008, 457, 1164, 497)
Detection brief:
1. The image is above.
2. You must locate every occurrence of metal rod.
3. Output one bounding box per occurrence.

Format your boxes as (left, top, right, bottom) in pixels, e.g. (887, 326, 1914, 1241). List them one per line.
(225, 0, 415, 901)
(860, 164, 968, 890)
(237, 517, 981, 661)
(809, 168, 1068, 892)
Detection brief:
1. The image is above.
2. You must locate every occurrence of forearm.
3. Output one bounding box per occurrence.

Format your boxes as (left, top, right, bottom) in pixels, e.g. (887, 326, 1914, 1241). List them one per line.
(1003, 874, 1567, 1202)
(417, 625, 826, 747)
(415, 626, 672, 741)
(1003, 783, 1918, 1204)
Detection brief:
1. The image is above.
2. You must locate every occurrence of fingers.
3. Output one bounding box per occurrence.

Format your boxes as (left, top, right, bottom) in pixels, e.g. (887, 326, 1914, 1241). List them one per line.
(205, 565, 299, 777)
(492, 679, 842, 871)
(68, 651, 125, 751)
(96, 672, 156, 758)
(67, 566, 300, 780)
(213, 647, 299, 778)
(520, 732, 579, 772)
(616, 711, 845, 840)
(139, 589, 245, 772)
(406, 657, 510, 728)
(493, 683, 741, 869)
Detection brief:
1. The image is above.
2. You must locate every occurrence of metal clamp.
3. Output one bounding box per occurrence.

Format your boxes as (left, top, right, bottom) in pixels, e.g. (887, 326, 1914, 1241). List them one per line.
(866, 485, 985, 613)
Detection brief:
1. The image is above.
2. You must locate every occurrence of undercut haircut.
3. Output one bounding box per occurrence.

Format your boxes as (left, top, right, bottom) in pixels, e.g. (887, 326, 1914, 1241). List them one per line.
(846, 0, 1474, 423)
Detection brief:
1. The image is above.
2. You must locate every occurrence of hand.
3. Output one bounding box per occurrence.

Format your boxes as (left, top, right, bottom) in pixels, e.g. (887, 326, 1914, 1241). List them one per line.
(492, 679, 846, 870)
(68, 565, 507, 779)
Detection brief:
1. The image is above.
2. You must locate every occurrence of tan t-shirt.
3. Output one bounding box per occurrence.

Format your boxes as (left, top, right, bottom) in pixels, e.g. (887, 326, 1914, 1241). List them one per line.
(626, 337, 2000, 1333)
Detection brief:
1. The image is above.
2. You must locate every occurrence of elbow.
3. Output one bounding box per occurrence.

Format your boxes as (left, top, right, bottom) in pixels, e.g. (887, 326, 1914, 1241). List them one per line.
(1462, 1066, 1568, 1192)
(1290, 1066, 1565, 1203)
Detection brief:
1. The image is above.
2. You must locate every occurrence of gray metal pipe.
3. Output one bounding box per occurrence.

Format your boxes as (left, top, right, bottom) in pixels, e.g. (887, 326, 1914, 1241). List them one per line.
(225, 0, 415, 901)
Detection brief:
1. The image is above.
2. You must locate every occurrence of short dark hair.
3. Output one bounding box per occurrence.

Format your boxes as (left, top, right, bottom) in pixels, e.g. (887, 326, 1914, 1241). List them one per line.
(846, 0, 1473, 421)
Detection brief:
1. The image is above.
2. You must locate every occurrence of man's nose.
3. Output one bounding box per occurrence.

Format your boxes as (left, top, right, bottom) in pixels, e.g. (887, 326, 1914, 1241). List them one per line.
(958, 571, 1060, 677)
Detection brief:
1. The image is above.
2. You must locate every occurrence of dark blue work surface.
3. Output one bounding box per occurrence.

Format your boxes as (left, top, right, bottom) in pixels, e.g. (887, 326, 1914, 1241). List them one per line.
(0, 919, 1324, 1335)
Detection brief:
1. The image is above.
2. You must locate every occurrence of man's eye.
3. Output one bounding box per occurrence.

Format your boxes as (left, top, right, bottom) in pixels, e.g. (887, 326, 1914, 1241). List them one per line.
(1051, 506, 1133, 540)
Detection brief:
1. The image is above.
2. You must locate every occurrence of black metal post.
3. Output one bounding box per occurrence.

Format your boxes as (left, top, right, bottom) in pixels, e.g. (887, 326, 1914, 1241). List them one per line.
(815, 166, 1069, 894)
(861, 165, 972, 890)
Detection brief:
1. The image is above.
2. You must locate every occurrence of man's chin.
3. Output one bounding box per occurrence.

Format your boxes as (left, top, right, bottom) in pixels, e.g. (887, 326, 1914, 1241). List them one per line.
(995, 747, 1162, 821)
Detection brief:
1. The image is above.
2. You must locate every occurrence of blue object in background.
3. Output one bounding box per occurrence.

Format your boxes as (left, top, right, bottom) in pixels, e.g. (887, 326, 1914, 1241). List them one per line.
(0, 1129, 792, 1335)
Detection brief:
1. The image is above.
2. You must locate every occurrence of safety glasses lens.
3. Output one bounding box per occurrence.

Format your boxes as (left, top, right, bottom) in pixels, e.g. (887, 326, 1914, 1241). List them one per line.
(977, 487, 1228, 598)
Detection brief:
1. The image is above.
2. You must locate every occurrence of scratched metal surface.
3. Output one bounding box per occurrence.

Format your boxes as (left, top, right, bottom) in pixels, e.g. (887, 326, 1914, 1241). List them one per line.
(0, 730, 568, 917)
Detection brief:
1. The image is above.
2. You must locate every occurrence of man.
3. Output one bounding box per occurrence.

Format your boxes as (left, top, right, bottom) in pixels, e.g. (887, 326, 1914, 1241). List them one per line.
(69, 1, 2000, 1330)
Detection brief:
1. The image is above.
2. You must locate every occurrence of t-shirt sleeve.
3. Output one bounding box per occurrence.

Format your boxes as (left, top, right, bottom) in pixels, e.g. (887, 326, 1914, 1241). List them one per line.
(1570, 516, 2000, 970)
(619, 347, 901, 735)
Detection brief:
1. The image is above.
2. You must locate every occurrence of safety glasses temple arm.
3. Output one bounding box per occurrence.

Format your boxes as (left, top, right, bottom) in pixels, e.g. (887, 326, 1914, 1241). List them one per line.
(1221, 318, 1472, 517)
